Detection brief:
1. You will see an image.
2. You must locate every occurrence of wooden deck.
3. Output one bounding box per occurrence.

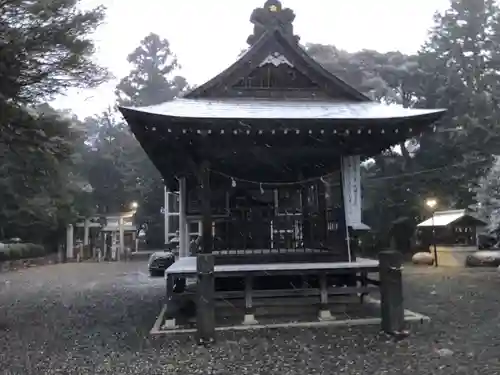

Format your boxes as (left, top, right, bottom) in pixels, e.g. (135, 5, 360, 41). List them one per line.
(166, 255, 379, 278)
(162, 255, 381, 332)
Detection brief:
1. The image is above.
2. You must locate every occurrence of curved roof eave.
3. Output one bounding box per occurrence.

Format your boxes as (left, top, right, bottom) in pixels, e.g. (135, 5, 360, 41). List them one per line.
(118, 99, 447, 122)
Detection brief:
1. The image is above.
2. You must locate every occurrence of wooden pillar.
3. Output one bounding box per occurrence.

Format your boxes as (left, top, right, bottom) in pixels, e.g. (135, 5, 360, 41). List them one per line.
(164, 185, 169, 245)
(300, 182, 310, 249)
(339, 162, 352, 262)
(83, 219, 90, 246)
(105, 232, 112, 260)
(318, 272, 334, 321)
(196, 162, 215, 344)
(118, 217, 125, 261)
(316, 180, 328, 245)
(379, 250, 405, 335)
(66, 224, 74, 260)
(243, 276, 258, 325)
(179, 177, 188, 258)
(99, 232, 106, 261)
(132, 231, 138, 253)
(163, 273, 179, 329)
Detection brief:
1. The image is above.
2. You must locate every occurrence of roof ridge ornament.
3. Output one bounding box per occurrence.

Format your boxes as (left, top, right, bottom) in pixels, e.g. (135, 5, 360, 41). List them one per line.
(259, 52, 294, 67)
(247, 0, 300, 46)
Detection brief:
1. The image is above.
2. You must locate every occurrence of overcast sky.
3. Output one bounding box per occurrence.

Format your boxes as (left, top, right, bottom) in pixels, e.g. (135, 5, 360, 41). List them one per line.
(51, 0, 450, 119)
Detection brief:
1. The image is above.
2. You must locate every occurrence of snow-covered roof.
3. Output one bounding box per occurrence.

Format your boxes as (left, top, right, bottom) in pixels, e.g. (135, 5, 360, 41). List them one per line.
(122, 98, 446, 120)
(417, 209, 487, 227)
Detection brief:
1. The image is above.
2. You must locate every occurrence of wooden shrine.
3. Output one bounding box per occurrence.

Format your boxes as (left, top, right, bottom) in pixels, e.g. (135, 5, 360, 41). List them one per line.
(119, 0, 446, 343)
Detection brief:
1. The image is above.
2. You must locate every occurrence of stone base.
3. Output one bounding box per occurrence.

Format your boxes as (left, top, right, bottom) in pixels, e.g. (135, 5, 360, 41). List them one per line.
(318, 309, 335, 321)
(162, 318, 177, 330)
(242, 314, 258, 325)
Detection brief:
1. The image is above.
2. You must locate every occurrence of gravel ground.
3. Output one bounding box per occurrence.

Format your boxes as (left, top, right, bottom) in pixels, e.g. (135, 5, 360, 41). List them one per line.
(1, 262, 500, 374)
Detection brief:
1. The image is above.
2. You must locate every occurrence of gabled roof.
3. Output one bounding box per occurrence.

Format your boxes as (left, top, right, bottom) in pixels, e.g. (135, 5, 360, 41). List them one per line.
(185, 28, 370, 101)
(117, 1, 448, 185)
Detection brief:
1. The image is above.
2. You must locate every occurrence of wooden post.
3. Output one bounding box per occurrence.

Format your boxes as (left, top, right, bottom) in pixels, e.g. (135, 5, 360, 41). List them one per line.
(179, 177, 188, 258)
(318, 273, 334, 321)
(131, 231, 137, 253)
(300, 181, 309, 249)
(118, 217, 125, 261)
(316, 180, 328, 243)
(379, 250, 405, 335)
(163, 273, 178, 329)
(66, 224, 74, 260)
(243, 276, 258, 325)
(338, 163, 352, 262)
(83, 218, 90, 246)
(164, 185, 169, 245)
(105, 232, 112, 261)
(197, 162, 215, 344)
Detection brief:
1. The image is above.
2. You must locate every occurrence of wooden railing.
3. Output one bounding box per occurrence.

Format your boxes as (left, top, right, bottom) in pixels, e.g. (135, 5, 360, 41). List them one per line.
(191, 207, 349, 264)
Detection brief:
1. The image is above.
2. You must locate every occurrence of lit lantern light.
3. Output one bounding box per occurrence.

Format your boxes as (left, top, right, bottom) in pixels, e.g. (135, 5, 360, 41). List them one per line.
(426, 198, 437, 209)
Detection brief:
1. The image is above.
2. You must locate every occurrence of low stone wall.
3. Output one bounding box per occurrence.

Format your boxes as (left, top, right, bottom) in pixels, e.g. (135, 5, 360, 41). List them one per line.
(0, 253, 64, 273)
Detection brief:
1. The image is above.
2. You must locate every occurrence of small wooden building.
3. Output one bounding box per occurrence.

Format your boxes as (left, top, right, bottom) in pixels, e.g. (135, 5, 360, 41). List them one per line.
(416, 209, 487, 266)
(119, 0, 446, 341)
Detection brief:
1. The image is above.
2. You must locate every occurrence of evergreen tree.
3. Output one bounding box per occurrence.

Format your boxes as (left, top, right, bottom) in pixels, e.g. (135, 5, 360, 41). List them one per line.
(415, 0, 500, 205)
(305, 1, 500, 244)
(0, 0, 108, 246)
(0, 0, 108, 102)
(116, 33, 188, 106)
(0, 102, 91, 244)
(75, 34, 190, 247)
(114, 33, 189, 246)
(473, 159, 500, 231)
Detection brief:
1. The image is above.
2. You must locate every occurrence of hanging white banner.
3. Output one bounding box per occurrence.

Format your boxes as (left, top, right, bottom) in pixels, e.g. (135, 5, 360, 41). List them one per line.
(342, 155, 362, 227)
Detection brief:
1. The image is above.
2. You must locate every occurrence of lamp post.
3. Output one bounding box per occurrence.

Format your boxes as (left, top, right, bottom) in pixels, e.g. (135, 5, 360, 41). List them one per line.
(426, 198, 438, 267)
